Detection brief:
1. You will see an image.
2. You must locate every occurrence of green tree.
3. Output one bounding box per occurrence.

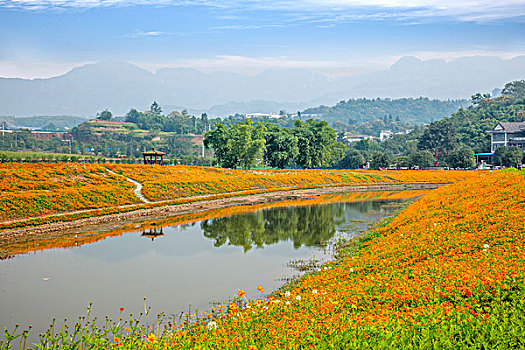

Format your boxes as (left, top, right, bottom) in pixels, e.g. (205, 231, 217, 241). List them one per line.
(264, 125, 298, 169)
(502, 80, 525, 99)
(370, 151, 392, 168)
(393, 155, 409, 168)
(204, 119, 266, 169)
(292, 119, 340, 169)
(502, 146, 524, 167)
(471, 93, 491, 106)
(447, 147, 476, 168)
(151, 101, 162, 115)
(492, 146, 507, 166)
(408, 150, 434, 168)
(98, 110, 113, 120)
(417, 120, 457, 163)
(339, 149, 365, 169)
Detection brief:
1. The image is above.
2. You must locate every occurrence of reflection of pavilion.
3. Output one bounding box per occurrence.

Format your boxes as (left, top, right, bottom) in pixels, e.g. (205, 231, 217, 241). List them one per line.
(141, 227, 165, 241)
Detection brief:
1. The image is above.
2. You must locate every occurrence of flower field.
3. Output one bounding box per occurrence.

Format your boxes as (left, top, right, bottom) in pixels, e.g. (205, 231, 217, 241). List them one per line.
(159, 169, 522, 349)
(0, 163, 139, 220)
(1, 162, 478, 224)
(3, 169, 523, 349)
(107, 164, 478, 201)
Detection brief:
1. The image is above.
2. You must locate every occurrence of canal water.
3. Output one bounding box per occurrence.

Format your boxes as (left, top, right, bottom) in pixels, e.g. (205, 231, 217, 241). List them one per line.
(0, 192, 420, 343)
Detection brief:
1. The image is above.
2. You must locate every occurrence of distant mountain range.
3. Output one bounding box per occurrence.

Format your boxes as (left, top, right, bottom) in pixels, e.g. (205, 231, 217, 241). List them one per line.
(1, 56, 524, 117)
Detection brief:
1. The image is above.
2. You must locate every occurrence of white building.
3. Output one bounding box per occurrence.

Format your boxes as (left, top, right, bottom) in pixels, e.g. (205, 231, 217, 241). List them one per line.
(487, 122, 525, 152)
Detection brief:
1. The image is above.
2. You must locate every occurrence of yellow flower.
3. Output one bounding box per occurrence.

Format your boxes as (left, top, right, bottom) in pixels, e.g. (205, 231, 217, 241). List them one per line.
(147, 333, 157, 344)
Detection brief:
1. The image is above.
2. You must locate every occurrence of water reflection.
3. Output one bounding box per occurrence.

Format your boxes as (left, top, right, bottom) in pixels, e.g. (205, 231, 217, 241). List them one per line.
(202, 205, 340, 251)
(200, 200, 401, 252)
(0, 190, 430, 260)
(141, 227, 165, 241)
(0, 191, 427, 344)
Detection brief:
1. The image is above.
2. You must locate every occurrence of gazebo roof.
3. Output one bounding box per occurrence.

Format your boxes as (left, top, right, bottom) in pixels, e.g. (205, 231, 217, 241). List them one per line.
(142, 148, 166, 156)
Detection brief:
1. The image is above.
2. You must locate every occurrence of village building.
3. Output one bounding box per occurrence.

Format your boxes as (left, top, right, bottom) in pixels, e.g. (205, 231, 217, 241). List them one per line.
(487, 121, 525, 152)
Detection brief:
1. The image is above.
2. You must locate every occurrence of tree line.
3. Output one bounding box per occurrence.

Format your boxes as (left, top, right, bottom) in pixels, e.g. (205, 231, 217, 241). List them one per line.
(204, 119, 345, 169)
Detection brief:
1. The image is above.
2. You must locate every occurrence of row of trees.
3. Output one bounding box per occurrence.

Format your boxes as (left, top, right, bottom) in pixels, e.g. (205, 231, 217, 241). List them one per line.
(124, 102, 209, 135)
(204, 119, 345, 169)
(338, 147, 478, 169)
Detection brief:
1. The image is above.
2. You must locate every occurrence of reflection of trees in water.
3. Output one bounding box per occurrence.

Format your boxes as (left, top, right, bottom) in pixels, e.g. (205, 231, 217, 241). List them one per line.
(201, 204, 348, 252)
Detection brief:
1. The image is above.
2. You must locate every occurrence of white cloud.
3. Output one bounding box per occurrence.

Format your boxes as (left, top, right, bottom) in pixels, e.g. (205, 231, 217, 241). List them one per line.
(1, 0, 524, 23)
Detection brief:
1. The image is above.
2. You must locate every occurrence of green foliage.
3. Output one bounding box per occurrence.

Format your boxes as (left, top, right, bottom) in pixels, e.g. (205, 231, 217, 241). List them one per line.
(97, 110, 113, 121)
(408, 150, 435, 168)
(417, 119, 457, 159)
(264, 124, 298, 169)
(303, 97, 465, 125)
(493, 146, 524, 167)
(124, 108, 206, 134)
(292, 119, 344, 169)
(150, 101, 162, 115)
(204, 119, 344, 169)
(339, 149, 365, 169)
(447, 147, 476, 168)
(370, 151, 392, 168)
(204, 119, 267, 169)
(447, 93, 525, 153)
(502, 80, 525, 99)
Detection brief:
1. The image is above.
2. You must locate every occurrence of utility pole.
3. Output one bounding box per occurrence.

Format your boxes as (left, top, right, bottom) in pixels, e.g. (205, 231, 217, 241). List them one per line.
(202, 124, 206, 158)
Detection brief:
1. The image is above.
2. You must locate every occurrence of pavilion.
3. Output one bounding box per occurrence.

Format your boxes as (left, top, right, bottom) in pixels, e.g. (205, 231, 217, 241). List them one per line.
(142, 148, 165, 165)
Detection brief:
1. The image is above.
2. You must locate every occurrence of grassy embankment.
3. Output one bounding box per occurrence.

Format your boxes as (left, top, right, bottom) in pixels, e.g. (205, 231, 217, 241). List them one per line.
(2, 169, 523, 349)
(0, 163, 478, 230)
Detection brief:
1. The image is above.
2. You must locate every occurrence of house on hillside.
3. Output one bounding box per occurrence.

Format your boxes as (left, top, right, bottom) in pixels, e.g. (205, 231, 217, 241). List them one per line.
(487, 121, 525, 152)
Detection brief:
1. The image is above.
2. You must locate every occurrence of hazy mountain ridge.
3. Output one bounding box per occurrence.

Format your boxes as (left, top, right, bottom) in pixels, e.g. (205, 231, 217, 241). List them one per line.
(0, 56, 523, 117)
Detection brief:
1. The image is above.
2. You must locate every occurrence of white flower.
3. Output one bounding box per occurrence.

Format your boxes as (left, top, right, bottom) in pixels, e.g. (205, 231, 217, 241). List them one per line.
(312, 289, 318, 294)
(483, 244, 490, 249)
(350, 268, 354, 273)
(285, 301, 290, 305)
(284, 291, 291, 297)
(296, 295, 302, 301)
(434, 223, 437, 226)
(207, 321, 217, 330)
(400, 234, 404, 237)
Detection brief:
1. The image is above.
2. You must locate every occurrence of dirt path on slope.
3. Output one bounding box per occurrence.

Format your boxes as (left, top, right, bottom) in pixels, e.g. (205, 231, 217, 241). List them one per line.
(0, 183, 443, 244)
(105, 168, 150, 203)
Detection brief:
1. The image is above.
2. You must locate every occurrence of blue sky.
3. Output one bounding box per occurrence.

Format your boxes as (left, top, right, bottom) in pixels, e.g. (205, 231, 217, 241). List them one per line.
(1, 0, 524, 78)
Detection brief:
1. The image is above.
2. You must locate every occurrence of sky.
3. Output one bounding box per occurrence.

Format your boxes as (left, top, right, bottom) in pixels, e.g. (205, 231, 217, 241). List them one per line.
(0, 0, 524, 79)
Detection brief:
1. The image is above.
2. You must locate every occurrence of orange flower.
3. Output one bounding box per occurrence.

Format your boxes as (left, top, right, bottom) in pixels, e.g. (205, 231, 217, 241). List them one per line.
(257, 285, 264, 293)
(238, 289, 246, 298)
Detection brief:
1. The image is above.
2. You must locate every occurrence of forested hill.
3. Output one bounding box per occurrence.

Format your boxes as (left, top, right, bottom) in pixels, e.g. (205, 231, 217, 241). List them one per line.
(441, 84, 525, 153)
(303, 97, 466, 125)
